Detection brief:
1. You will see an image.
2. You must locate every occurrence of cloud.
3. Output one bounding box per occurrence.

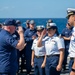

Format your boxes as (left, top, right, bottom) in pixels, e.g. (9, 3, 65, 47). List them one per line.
(0, 6, 15, 11)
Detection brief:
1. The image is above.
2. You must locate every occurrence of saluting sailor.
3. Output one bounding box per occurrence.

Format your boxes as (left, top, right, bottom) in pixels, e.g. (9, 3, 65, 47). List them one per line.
(31, 25, 46, 75)
(37, 23, 65, 75)
(0, 19, 25, 75)
(66, 8, 75, 75)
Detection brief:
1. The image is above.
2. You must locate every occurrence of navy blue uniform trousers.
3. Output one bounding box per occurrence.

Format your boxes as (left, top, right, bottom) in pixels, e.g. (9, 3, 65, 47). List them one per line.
(45, 55, 60, 75)
(69, 58, 74, 73)
(34, 57, 45, 75)
(0, 72, 16, 75)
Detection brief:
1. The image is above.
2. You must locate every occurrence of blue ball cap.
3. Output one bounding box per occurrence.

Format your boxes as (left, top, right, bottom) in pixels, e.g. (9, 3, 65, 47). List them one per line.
(26, 20, 30, 24)
(29, 20, 35, 25)
(3, 19, 17, 26)
(47, 19, 53, 23)
(16, 20, 21, 26)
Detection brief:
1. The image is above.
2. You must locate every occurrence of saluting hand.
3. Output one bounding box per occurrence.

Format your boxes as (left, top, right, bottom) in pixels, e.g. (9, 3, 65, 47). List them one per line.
(41, 29, 47, 37)
(17, 26, 24, 34)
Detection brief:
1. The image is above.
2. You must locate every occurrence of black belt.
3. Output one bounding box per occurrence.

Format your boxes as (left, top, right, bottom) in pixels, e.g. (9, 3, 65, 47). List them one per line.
(70, 57, 74, 60)
(47, 54, 59, 57)
(35, 55, 44, 58)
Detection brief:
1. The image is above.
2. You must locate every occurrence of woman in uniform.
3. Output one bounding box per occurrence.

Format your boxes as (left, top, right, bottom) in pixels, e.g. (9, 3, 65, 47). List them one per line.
(31, 25, 46, 75)
(37, 23, 65, 75)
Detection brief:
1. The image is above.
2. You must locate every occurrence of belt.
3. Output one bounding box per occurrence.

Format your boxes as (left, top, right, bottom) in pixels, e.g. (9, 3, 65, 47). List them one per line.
(35, 55, 44, 58)
(70, 57, 74, 60)
(46, 54, 59, 57)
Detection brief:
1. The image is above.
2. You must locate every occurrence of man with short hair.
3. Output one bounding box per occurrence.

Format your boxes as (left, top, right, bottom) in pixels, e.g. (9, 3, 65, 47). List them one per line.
(24, 20, 37, 75)
(0, 19, 25, 75)
(66, 8, 75, 75)
(61, 22, 72, 71)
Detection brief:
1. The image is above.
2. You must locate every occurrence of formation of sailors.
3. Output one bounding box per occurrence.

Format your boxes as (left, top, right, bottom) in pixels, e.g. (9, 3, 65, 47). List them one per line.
(0, 8, 75, 75)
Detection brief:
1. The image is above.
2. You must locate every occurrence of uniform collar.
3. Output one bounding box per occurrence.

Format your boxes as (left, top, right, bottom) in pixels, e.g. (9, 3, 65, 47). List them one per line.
(2, 29, 12, 35)
(49, 34, 57, 39)
(72, 27, 75, 32)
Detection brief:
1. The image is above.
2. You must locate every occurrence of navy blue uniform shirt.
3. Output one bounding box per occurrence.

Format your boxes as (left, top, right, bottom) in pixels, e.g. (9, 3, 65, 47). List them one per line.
(12, 31, 20, 40)
(61, 27, 72, 49)
(24, 28, 37, 43)
(0, 28, 2, 32)
(0, 29, 18, 73)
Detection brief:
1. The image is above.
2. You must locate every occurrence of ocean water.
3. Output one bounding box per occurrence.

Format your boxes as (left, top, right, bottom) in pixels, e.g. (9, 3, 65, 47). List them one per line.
(0, 18, 67, 33)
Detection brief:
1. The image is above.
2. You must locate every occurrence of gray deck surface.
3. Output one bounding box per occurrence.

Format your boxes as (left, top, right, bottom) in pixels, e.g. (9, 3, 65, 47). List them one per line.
(17, 57, 70, 75)
(17, 65, 69, 75)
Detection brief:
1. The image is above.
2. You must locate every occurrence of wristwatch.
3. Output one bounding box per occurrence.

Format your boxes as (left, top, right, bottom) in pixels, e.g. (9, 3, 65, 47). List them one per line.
(72, 68, 75, 72)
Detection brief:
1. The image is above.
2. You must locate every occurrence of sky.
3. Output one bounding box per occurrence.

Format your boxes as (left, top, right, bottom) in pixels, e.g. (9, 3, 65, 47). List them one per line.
(0, 0, 75, 18)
